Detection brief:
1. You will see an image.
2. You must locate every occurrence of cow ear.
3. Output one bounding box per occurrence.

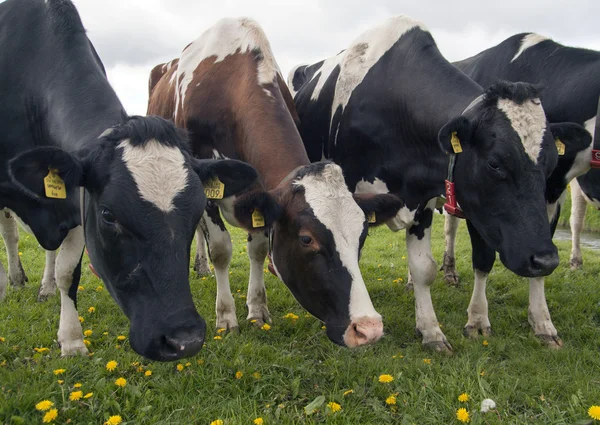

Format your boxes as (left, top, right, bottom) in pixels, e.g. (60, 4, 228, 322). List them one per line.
(353, 193, 403, 227)
(192, 158, 258, 198)
(233, 190, 282, 232)
(438, 116, 472, 155)
(549, 122, 592, 158)
(8, 147, 84, 200)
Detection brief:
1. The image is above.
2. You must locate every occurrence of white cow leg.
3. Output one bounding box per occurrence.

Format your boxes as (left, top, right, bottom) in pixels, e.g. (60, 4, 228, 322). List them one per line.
(464, 269, 491, 338)
(246, 232, 270, 326)
(0, 258, 7, 301)
(202, 206, 238, 331)
(442, 213, 460, 286)
(55, 226, 87, 356)
(569, 179, 586, 269)
(0, 210, 27, 287)
(193, 226, 211, 276)
(529, 276, 562, 349)
(38, 250, 57, 302)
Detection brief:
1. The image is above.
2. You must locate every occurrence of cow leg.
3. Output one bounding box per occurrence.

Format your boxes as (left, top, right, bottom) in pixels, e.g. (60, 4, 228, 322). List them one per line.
(55, 226, 87, 356)
(201, 205, 238, 332)
(193, 227, 211, 276)
(38, 250, 57, 302)
(569, 179, 586, 269)
(442, 213, 460, 286)
(408, 202, 451, 353)
(464, 220, 494, 338)
(0, 210, 28, 287)
(0, 258, 7, 301)
(246, 232, 271, 326)
(529, 276, 562, 349)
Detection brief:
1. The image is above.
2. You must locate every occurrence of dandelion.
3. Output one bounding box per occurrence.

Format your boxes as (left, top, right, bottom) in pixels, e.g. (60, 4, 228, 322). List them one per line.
(35, 400, 54, 411)
(217, 328, 226, 334)
(480, 398, 497, 412)
(327, 402, 342, 413)
(96, 286, 103, 292)
(377, 278, 383, 281)
(78, 285, 85, 291)
(261, 323, 271, 331)
(137, 366, 144, 373)
(392, 353, 404, 359)
(104, 415, 123, 425)
(34, 347, 49, 353)
(589, 406, 600, 421)
(88, 307, 96, 313)
(386, 395, 397, 405)
(379, 374, 394, 383)
(53, 369, 66, 375)
(114, 377, 126, 387)
(283, 313, 299, 320)
(69, 391, 83, 401)
(197, 359, 205, 365)
(321, 325, 326, 330)
(103, 332, 109, 336)
(145, 370, 152, 377)
(343, 389, 353, 396)
(83, 339, 91, 346)
(83, 393, 93, 399)
(253, 418, 264, 425)
(423, 358, 432, 365)
(213, 336, 222, 340)
(106, 360, 118, 371)
(176, 364, 184, 372)
(57, 380, 64, 384)
(482, 340, 489, 346)
(252, 372, 261, 379)
(185, 362, 191, 367)
(458, 393, 470, 403)
(78, 316, 84, 323)
(480, 371, 485, 376)
(42, 408, 58, 423)
(73, 383, 82, 388)
(456, 408, 470, 423)
(83, 330, 93, 337)
(209, 420, 223, 425)
(18, 251, 22, 256)
(117, 335, 126, 341)
(235, 371, 243, 379)
(0, 337, 4, 342)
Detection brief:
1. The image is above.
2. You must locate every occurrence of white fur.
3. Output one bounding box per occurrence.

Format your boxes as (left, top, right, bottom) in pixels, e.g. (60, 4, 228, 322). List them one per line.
(511, 33, 549, 63)
(295, 164, 380, 321)
(0, 210, 27, 286)
(569, 178, 587, 267)
(38, 250, 58, 299)
(444, 213, 460, 259)
(310, 53, 343, 101)
(0, 254, 6, 301)
(497, 98, 546, 164)
(119, 139, 189, 213)
(465, 269, 491, 332)
(246, 232, 270, 322)
(528, 276, 558, 337)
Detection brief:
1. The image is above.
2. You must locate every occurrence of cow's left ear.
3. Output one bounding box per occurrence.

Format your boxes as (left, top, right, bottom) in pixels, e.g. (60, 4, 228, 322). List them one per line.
(233, 190, 282, 232)
(549, 122, 592, 158)
(9, 147, 84, 200)
(353, 193, 404, 226)
(192, 158, 258, 198)
(438, 116, 473, 155)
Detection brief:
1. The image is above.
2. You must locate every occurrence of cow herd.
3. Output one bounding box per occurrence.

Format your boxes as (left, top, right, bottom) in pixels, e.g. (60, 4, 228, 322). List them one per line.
(0, 0, 598, 363)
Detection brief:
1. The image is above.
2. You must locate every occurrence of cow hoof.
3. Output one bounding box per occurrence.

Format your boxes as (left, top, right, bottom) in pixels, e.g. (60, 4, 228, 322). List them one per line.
(441, 253, 459, 286)
(247, 304, 271, 327)
(537, 334, 563, 350)
(9, 269, 28, 288)
(444, 272, 460, 287)
(463, 325, 492, 338)
(193, 254, 211, 276)
(60, 340, 89, 357)
(216, 325, 239, 335)
(424, 340, 453, 355)
(569, 257, 583, 270)
(37, 291, 55, 302)
(216, 317, 239, 333)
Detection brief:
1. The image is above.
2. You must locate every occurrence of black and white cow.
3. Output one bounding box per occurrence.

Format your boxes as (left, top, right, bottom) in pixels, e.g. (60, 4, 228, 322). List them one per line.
(289, 16, 576, 351)
(0, 0, 258, 361)
(444, 33, 600, 274)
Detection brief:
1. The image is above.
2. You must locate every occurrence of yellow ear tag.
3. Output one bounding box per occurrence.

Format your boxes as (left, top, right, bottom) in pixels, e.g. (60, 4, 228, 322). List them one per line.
(450, 131, 463, 154)
(555, 138, 565, 156)
(252, 209, 265, 228)
(367, 211, 376, 224)
(44, 168, 67, 199)
(204, 177, 225, 199)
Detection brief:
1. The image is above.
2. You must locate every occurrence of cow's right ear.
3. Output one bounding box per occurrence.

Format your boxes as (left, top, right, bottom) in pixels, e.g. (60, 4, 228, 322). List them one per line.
(438, 116, 473, 155)
(8, 147, 84, 200)
(233, 190, 282, 232)
(192, 158, 259, 198)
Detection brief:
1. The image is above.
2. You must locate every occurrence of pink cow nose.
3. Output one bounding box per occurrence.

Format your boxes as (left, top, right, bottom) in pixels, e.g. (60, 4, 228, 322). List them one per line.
(344, 317, 384, 347)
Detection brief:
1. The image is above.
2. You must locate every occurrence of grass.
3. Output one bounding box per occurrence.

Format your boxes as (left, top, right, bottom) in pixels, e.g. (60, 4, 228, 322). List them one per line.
(558, 188, 600, 232)
(1, 213, 600, 424)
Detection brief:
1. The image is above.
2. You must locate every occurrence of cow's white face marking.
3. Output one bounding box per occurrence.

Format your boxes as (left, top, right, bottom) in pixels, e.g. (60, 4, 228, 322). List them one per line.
(295, 164, 380, 320)
(119, 139, 189, 213)
(175, 17, 280, 116)
(355, 177, 416, 231)
(511, 33, 549, 63)
(497, 98, 546, 164)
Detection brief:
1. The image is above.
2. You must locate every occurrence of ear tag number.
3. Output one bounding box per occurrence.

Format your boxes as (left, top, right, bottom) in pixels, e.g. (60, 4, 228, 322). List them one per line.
(367, 211, 376, 224)
(204, 177, 225, 199)
(450, 132, 462, 154)
(252, 209, 265, 228)
(555, 139, 565, 156)
(44, 168, 67, 199)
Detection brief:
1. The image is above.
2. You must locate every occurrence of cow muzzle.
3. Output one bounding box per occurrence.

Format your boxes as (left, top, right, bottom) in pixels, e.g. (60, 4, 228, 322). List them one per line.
(343, 316, 384, 348)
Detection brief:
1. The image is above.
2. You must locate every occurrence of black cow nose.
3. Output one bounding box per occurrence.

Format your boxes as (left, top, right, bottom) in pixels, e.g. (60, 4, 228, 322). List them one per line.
(162, 330, 205, 360)
(530, 251, 559, 276)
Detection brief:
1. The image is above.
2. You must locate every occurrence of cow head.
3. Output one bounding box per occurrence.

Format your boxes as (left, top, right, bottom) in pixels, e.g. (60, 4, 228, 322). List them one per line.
(439, 81, 560, 277)
(234, 162, 403, 347)
(9, 116, 258, 361)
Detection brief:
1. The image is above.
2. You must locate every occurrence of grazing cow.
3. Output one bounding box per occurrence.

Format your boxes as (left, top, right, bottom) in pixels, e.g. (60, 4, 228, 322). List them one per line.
(0, 0, 259, 361)
(147, 17, 403, 348)
(288, 16, 576, 351)
(444, 34, 600, 277)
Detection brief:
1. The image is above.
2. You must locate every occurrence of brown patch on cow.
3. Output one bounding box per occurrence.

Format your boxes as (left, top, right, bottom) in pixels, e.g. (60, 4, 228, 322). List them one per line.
(147, 59, 179, 119)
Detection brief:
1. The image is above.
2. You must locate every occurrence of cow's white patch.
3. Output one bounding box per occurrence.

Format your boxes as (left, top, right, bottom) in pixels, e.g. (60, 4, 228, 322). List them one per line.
(294, 164, 380, 320)
(175, 17, 280, 116)
(0, 210, 27, 286)
(465, 269, 491, 332)
(511, 33, 549, 63)
(212, 148, 230, 160)
(310, 53, 344, 101)
(497, 98, 546, 164)
(38, 249, 58, 299)
(528, 276, 557, 337)
(584, 115, 597, 139)
(119, 139, 189, 213)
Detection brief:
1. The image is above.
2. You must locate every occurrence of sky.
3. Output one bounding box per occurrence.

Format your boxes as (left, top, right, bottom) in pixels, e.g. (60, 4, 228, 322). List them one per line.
(68, 0, 600, 115)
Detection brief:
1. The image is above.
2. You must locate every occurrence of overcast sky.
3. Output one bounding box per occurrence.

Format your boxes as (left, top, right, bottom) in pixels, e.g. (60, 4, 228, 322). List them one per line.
(69, 0, 600, 115)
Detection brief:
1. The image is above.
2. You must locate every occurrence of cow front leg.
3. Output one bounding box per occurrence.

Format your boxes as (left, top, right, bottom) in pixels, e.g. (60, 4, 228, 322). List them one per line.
(55, 226, 87, 356)
(464, 220, 494, 338)
(193, 227, 211, 276)
(407, 204, 452, 354)
(529, 276, 562, 349)
(201, 205, 238, 332)
(38, 250, 57, 302)
(442, 213, 460, 286)
(246, 232, 270, 326)
(569, 179, 586, 269)
(0, 210, 28, 287)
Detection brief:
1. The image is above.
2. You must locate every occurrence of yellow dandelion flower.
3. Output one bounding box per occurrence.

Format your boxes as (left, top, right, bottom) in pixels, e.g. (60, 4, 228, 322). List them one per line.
(379, 374, 394, 383)
(34, 347, 50, 353)
(73, 383, 82, 388)
(103, 332, 109, 336)
(83, 330, 93, 337)
(589, 406, 600, 421)
(57, 380, 64, 384)
(35, 400, 54, 411)
(321, 325, 326, 330)
(104, 415, 123, 425)
(377, 278, 383, 281)
(213, 336, 222, 340)
(78, 285, 85, 291)
(235, 371, 243, 379)
(18, 251, 22, 256)
(83, 339, 91, 346)
(69, 390, 83, 401)
(176, 364, 184, 372)
(96, 285, 104, 292)
(482, 340, 489, 346)
(261, 323, 271, 331)
(327, 401, 342, 413)
(53, 369, 66, 375)
(209, 420, 223, 425)
(423, 358, 432, 365)
(343, 389, 353, 396)
(250, 319, 257, 323)
(106, 360, 118, 371)
(201, 277, 207, 281)
(480, 371, 485, 376)
(456, 408, 470, 423)
(217, 328, 226, 334)
(185, 362, 191, 367)
(137, 366, 144, 373)
(283, 313, 299, 320)
(88, 307, 96, 313)
(458, 393, 470, 403)
(83, 393, 93, 399)
(116, 335, 126, 341)
(252, 372, 261, 379)
(253, 418, 264, 425)
(386, 395, 397, 405)
(197, 359, 205, 365)
(42, 408, 58, 423)
(0, 337, 4, 342)
(78, 316, 84, 323)
(145, 370, 152, 377)
(114, 377, 126, 387)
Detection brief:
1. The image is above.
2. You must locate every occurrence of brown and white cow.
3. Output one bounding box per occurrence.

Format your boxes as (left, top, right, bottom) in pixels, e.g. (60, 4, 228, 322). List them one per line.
(147, 18, 402, 348)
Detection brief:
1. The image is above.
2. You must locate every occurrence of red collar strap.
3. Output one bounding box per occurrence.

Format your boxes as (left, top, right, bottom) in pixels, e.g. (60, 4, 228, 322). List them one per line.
(591, 149, 600, 168)
(443, 153, 466, 219)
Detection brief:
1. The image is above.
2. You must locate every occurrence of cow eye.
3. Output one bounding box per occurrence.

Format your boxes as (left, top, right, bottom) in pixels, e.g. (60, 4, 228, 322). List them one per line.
(300, 235, 313, 246)
(101, 208, 117, 225)
(488, 161, 500, 171)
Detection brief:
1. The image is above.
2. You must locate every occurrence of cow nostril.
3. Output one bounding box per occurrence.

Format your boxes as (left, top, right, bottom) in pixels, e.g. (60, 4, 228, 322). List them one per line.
(353, 324, 368, 343)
